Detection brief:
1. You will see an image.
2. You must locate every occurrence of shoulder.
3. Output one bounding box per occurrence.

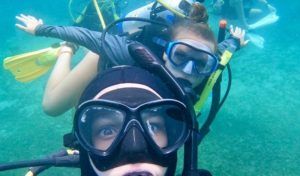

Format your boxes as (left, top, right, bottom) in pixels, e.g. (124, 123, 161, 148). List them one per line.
(101, 35, 135, 66)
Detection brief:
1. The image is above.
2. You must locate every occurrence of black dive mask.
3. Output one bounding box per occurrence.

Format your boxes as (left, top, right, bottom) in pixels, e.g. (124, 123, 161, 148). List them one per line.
(74, 99, 192, 171)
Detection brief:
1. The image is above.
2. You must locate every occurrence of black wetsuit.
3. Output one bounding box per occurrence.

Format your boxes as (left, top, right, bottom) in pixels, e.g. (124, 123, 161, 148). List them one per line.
(35, 24, 240, 104)
(36, 25, 133, 71)
(35, 25, 239, 72)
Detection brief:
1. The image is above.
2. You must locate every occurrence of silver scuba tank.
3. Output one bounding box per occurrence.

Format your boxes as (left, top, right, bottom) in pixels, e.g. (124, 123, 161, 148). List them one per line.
(120, 0, 195, 35)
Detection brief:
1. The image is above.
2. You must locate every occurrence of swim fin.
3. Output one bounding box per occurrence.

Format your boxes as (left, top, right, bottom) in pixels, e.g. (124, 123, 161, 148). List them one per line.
(3, 43, 61, 83)
(249, 12, 279, 30)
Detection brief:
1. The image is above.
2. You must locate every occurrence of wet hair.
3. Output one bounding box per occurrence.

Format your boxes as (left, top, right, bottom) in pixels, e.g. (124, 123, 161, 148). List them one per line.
(171, 2, 217, 51)
(188, 2, 209, 23)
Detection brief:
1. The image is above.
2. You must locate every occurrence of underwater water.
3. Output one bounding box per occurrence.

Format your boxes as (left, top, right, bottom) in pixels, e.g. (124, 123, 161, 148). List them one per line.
(0, 0, 299, 176)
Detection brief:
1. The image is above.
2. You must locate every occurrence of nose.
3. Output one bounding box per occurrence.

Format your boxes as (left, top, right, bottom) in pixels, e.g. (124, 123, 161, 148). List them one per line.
(121, 126, 147, 154)
(182, 60, 194, 74)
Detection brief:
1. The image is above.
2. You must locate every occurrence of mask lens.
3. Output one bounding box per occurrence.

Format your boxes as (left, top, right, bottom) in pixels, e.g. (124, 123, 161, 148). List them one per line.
(169, 43, 217, 75)
(78, 105, 125, 151)
(140, 104, 187, 150)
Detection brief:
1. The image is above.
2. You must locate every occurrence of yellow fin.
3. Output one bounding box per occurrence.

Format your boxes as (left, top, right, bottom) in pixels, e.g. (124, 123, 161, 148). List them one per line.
(3, 46, 60, 83)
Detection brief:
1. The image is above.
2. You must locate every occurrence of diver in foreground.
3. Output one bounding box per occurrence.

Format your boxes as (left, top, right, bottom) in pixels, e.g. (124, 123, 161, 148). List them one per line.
(75, 65, 207, 176)
(0, 63, 212, 176)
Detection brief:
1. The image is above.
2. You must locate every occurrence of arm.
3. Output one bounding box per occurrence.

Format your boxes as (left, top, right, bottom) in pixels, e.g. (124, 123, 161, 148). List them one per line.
(217, 26, 248, 54)
(42, 47, 99, 116)
(15, 14, 100, 116)
(16, 14, 103, 55)
(35, 25, 103, 55)
(16, 14, 132, 66)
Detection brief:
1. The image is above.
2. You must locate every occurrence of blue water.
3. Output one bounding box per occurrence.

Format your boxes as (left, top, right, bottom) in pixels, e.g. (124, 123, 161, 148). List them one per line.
(0, 0, 299, 175)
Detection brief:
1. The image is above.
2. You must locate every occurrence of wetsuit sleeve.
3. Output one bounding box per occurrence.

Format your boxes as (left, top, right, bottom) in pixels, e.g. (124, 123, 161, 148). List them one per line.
(35, 24, 134, 68)
(217, 37, 241, 55)
(35, 25, 103, 54)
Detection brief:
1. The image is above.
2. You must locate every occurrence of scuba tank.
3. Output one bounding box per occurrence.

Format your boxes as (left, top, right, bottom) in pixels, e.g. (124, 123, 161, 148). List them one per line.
(119, 0, 196, 35)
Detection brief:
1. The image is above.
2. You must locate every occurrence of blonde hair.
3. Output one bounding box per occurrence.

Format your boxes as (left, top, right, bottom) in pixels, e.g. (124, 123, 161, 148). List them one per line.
(188, 2, 209, 23)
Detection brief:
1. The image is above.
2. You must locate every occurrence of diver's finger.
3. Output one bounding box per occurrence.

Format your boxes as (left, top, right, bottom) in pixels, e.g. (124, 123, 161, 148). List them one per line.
(20, 14, 26, 18)
(15, 24, 27, 31)
(20, 14, 30, 20)
(241, 29, 245, 37)
(230, 25, 234, 33)
(28, 15, 35, 19)
(19, 14, 37, 23)
(237, 27, 241, 35)
(244, 40, 250, 45)
(38, 19, 43, 24)
(16, 16, 28, 24)
(28, 15, 37, 21)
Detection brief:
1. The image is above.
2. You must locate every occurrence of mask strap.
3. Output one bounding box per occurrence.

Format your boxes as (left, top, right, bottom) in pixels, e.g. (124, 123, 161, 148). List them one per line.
(152, 37, 168, 47)
(88, 155, 103, 176)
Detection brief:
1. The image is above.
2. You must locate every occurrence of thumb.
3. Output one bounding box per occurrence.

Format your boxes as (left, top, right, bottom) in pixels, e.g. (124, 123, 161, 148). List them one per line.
(244, 40, 250, 46)
(38, 19, 43, 25)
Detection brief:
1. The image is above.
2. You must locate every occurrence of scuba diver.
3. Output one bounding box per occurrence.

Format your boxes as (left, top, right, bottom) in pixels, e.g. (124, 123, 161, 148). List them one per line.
(69, 0, 121, 31)
(74, 65, 208, 176)
(211, 0, 277, 30)
(0, 64, 214, 176)
(14, 1, 247, 117)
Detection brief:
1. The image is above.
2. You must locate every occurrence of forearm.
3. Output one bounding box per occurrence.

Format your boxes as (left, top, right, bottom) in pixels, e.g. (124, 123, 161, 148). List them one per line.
(42, 49, 73, 116)
(35, 25, 103, 54)
(217, 37, 240, 55)
(42, 51, 99, 116)
(44, 51, 73, 100)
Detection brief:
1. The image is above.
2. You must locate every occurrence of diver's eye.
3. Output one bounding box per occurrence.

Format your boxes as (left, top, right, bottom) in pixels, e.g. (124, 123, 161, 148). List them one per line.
(147, 122, 165, 135)
(148, 123, 159, 133)
(95, 126, 119, 140)
(194, 59, 206, 69)
(173, 51, 189, 64)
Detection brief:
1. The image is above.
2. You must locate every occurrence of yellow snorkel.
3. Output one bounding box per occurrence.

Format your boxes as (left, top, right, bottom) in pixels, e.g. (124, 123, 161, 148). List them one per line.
(92, 0, 107, 29)
(194, 49, 233, 115)
(68, 0, 120, 31)
(109, 0, 120, 20)
(194, 20, 232, 115)
(68, 0, 89, 24)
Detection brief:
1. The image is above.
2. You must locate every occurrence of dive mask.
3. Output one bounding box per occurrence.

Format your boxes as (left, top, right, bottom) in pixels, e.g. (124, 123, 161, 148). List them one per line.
(166, 39, 219, 76)
(74, 99, 192, 157)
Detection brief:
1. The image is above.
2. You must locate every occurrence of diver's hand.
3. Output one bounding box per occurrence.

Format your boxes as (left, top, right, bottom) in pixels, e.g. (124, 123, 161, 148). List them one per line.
(58, 42, 78, 56)
(15, 14, 43, 35)
(230, 25, 249, 46)
(58, 45, 74, 56)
